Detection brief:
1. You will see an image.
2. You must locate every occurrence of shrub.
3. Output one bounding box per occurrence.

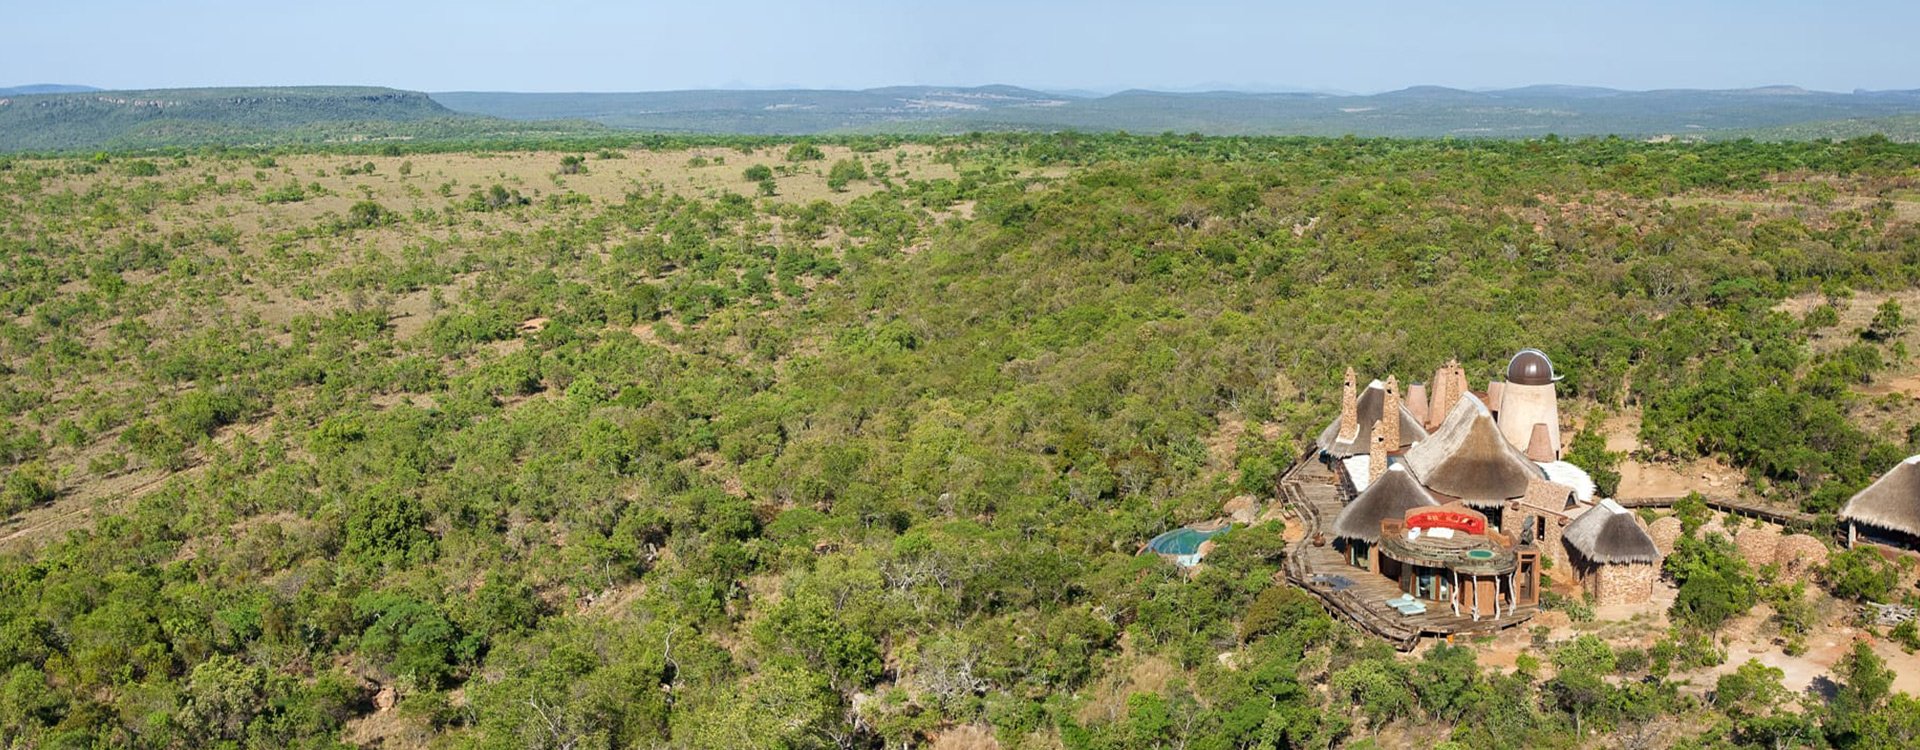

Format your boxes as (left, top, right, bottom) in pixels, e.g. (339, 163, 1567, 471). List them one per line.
(785, 143, 825, 162)
(827, 159, 868, 191)
(260, 182, 307, 204)
(1864, 299, 1906, 342)
(1, 462, 56, 514)
(345, 200, 392, 229)
(1564, 423, 1622, 497)
(744, 164, 774, 181)
(1667, 533, 1756, 631)
(1822, 547, 1902, 602)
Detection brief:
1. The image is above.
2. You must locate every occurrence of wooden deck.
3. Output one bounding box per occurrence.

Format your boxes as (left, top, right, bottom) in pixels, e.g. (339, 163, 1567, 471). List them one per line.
(1278, 454, 1536, 650)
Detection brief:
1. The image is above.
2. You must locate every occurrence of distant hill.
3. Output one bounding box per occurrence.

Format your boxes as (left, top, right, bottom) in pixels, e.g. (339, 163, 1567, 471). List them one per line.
(0, 86, 604, 152)
(0, 84, 99, 96)
(7, 83, 1920, 151)
(435, 84, 1920, 139)
(432, 85, 1080, 134)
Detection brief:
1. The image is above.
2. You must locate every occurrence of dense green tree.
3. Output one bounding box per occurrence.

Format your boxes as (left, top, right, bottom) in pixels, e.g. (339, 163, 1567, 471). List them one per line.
(826, 158, 867, 191)
(1667, 533, 1758, 631)
(785, 143, 825, 161)
(1821, 547, 1902, 602)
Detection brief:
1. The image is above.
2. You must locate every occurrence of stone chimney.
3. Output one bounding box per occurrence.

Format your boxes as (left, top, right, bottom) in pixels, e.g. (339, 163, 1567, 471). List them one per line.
(1368, 425, 1388, 486)
(1525, 423, 1555, 463)
(1381, 375, 1402, 450)
(1430, 359, 1467, 425)
(1406, 382, 1429, 426)
(1337, 366, 1359, 442)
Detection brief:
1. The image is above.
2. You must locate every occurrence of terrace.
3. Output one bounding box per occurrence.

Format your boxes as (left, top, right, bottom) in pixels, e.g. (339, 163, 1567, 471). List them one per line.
(1281, 455, 1536, 649)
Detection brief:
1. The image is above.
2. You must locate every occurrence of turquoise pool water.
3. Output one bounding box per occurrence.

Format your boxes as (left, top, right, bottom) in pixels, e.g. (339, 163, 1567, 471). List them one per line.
(1146, 525, 1231, 555)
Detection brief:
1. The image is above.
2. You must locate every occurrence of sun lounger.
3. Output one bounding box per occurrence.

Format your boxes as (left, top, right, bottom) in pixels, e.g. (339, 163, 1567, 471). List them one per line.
(1384, 593, 1426, 616)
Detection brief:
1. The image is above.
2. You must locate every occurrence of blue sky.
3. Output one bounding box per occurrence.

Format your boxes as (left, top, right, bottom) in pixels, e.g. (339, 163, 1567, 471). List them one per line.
(7, 1, 1917, 93)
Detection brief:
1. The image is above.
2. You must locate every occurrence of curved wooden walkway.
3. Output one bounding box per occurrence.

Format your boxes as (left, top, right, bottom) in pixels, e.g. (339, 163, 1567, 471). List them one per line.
(1611, 494, 1817, 528)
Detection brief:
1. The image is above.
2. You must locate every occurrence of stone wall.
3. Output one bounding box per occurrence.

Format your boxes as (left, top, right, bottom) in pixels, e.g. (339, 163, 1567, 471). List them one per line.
(1584, 561, 1658, 606)
(1540, 515, 1568, 572)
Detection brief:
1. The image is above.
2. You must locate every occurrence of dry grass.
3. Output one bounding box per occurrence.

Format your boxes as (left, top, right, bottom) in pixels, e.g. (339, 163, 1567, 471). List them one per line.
(929, 724, 1002, 750)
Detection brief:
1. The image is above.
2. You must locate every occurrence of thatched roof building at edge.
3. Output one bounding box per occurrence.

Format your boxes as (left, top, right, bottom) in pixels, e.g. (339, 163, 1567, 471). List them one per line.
(1842, 456, 1920, 548)
(1317, 376, 1428, 458)
(1402, 394, 1544, 509)
(1563, 499, 1660, 565)
(1332, 464, 1440, 544)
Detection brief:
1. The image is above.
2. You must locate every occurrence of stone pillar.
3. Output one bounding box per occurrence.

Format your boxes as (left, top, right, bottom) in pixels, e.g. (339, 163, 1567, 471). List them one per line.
(1338, 366, 1360, 442)
(1430, 358, 1468, 424)
(1382, 375, 1402, 450)
(1407, 383, 1429, 427)
(1368, 426, 1388, 486)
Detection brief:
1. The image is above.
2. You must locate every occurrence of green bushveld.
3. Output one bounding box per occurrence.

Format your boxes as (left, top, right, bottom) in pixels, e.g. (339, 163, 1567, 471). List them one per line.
(0, 133, 1918, 747)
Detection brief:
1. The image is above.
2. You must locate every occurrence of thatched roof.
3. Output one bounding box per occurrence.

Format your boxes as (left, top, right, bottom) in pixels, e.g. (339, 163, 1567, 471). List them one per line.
(1317, 380, 1428, 457)
(1331, 464, 1439, 543)
(1402, 394, 1543, 506)
(1563, 499, 1660, 564)
(1841, 456, 1920, 537)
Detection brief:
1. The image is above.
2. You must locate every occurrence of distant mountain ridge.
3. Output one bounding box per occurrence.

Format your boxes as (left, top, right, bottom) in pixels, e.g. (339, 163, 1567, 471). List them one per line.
(433, 84, 1920, 139)
(0, 86, 600, 152)
(0, 84, 100, 96)
(6, 83, 1920, 151)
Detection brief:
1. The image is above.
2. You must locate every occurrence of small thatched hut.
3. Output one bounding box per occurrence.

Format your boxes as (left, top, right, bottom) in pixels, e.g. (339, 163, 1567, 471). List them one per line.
(1403, 394, 1544, 526)
(1563, 499, 1662, 606)
(1842, 456, 1920, 551)
(1330, 464, 1440, 571)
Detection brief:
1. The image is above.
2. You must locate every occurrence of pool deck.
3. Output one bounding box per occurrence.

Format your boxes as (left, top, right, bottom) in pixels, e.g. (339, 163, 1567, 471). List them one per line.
(1279, 453, 1536, 650)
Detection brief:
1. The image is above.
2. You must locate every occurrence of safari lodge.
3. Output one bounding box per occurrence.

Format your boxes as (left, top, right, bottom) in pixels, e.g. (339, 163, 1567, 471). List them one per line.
(1279, 350, 1648, 647)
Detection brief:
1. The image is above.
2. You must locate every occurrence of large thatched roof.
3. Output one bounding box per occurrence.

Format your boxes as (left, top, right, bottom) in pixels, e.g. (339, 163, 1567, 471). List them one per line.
(1402, 394, 1542, 506)
(1316, 380, 1428, 457)
(1841, 456, 1920, 537)
(1564, 499, 1660, 564)
(1331, 464, 1439, 543)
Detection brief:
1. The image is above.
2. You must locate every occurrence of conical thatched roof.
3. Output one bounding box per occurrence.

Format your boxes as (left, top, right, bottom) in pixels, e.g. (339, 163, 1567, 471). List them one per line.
(1402, 394, 1542, 507)
(1841, 456, 1920, 537)
(1563, 499, 1660, 565)
(1331, 464, 1439, 543)
(1317, 380, 1428, 458)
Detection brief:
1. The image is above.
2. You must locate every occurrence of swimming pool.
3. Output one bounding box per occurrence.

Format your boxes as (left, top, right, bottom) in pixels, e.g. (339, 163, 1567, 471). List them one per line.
(1146, 525, 1232, 566)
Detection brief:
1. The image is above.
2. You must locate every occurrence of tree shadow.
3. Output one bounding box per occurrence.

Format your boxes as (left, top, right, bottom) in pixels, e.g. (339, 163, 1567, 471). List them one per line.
(1806, 674, 1840, 702)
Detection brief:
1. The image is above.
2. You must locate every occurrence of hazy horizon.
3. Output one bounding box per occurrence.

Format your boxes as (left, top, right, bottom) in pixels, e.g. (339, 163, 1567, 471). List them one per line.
(9, 1, 1918, 95)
